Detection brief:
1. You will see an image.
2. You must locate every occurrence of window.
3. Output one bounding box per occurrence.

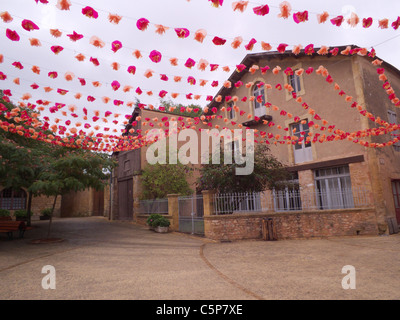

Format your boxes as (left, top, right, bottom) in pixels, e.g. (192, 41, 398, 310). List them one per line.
(273, 172, 302, 211)
(252, 82, 266, 117)
(388, 110, 400, 152)
(288, 72, 302, 93)
(0, 188, 27, 210)
(314, 165, 354, 209)
(291, 119, 312, 163)
(227, 102, 235, 120)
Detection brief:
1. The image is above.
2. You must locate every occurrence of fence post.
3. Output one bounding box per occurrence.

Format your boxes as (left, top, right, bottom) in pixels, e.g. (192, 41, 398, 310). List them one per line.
(202, 190, 215, 217)
(167, 194, 179, 231)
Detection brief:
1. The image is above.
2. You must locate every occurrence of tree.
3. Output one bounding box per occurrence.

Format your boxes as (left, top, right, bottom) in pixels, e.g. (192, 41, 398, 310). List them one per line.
(196, 144, 291, 213)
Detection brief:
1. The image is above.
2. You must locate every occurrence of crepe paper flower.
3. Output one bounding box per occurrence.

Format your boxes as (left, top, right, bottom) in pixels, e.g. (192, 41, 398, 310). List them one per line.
(149, 50, 162, 63)
(87, 96, 96, 102)
(160, 74, 168, 81)
(253, 4, 269, 16)
(78, 78, 86, 86)
(304, 44, 314, 55)
(329, 47, 339, 56)
(6, 29, 20, 41)
(196, 59, 209, 71)
(51, 45, 64, 54)
(12, 61, 23, 70)
(75, 53, 86, 61)
(127, 66, 136, 75)
(235, 64, 246, 73)
(123, 86, 132, 93)
(292, 44, 302, 55)
(223, 81, 232, 88)
(64, 72, 74, 81)
(174, 76, 182, 82)
(111, 81, 120, 91)
(392, 17, 400, 30)
(0, 11, 13, 23)
(317, 46, 329, 55)
(13, 77, 20, 85)
(146, 91, 153, 96)
(245, 82, 254, 88)
(155, 24, 169, 35)
(111, 62, 120, 70)
(90, 36, 105, 48)
(31, 83, 39, 90)
(29, 38, 41, 46)
(278, 1, 291, 19)
(210, 64, 219, 71)
(159, 90, 168, 98)
(82, 6, 98, 19)
(232, 1, 248, 12)
(166, 57, 178, 67)
(261, 42, 272, 51)
(315, 11, 329, 24)
(272, 66, 281, 75)
(330, 15, 344, 26)
(90, 57, 100, 66)
(175, 28, 190, 39)
(134, 87, 143, 95)
(57, 88, 68, 95)
(199, 79, 208, 86)
(277, 43, 288, 53)
(261, 66, 270, 74)
(108, 13, 122, 24)
(209, 0, 223, 8)
(49, 29, 62, 38)
(114, 100, 123, 106)
(249, 65, 259, 74)
(31, 66, 40, 74)
(194, 29, 207, 43)
(210, 81, 219, 87)
(362, 17, 373, 28)
(137, 18, 150, 31)
(102, 96, 110, 104)
(48, 71, 58, 79)
(133, 49, 142, 59)
(56, 0, 71, 10)
(144, 69, 154, 78)
(21, 19, 39, 31)
(368, 48, 376, 58)
(284, 67, 293, 76)
(184, 58, 196, 68)
(111, 40, 122, 53)
(378, 18, 389, 29)
(293, 11, 308, 23)
(212, 36, 226, 45)
(347, 13, 359, 27)
(245, 38, 257, 51)
(188, 76, 196, 85)
(341, 46, 351, 55)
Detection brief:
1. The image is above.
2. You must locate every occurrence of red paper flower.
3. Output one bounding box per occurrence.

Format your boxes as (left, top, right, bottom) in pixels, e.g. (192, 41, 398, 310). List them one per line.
(293, 11, 308, 23)
(21, 19, 39, 31)
(211, 81, 219, 87)
(111, 40, 122, 53)
(392, 16, 400, 30)
(160, 74, 168, 81)
(149, 50, 162, 63)
(136, 18, 149, 31)
(111, 81, 120, 91)
(184, 58, 196, 68)
(212, 36, 226, 45)
(245, 38, 257, 51)
(48, 71, 58, 79)
(136, 87, 142, 95)
(78, 78, 86, 86)
(6, 29, 20, 41)
(210, 64, 219, 71)
(329, 47, 339, 56)
(159, 90, 168, 98)
(90, 57, 100, 66)
(362, 17, 373, 28)
(253, 4, 269, 16)
(67, 31, 83, 41)
(209, 0, 223, 8)
(236, 64, 246, 72)
(187, 76, 196, 85)
(12, 61, 24, 70)
(127, 66, 136, 75)
(277, 43, 288, 53)
(175, 28, 190, 38)
(51, 45, 64, 54)
(330, 15, 344, 26)
(304, 44, 314, 55)
(82, 6, 98, 19)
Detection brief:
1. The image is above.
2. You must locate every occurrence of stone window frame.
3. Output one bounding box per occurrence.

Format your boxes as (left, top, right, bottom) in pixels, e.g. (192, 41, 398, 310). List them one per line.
(225, 101, 237, 121)
(0, 187, 27, 210)
(247, 77, 268, 117)
(283, 62, 306, 101)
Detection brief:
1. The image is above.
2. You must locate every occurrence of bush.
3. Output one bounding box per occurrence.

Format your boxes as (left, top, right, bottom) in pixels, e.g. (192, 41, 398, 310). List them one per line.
(14, 209, 31, 217)
(146, 214, 170, 228)
(0, 209, 10, 217)
(41, 208, 52, 216)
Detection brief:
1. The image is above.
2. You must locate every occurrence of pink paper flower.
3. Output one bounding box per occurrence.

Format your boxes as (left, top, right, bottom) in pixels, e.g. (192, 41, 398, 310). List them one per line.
(184, 58, 196, 68)
(149, 50, 162, 63)
(212, 36, 226, 45)
(51, 45, 64, 54)
(253, 4, 269, 16)
(277, 43, 288, 53)
(21, 19, 39, 31)
(175, 28, 190, 38)
(330, 15, 344, 26)
(82, 6, 98, 18)
(136, 18, 149, 31)
(67, 31, 83, 41)
(6, 29, 20, 41)
(187, 76, 196, 85)
(209, 0, 223, 8)
(111, 81, 120, 91)
(293, 11, 308, 23)
(111, 40, 122, 53)
(127, 66, 136, 75)
(245, 38, 257, 51)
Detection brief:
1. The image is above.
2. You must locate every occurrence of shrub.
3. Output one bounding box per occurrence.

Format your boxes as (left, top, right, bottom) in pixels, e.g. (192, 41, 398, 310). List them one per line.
(14, 209, 31, 217)
(0, 209, 10, 217)
(41, 208, 52, 216)
(146, 213, 170, 228)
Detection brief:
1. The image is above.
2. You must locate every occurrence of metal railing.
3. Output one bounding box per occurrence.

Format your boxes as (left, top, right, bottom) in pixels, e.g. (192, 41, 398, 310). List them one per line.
(138, 198, 169, 215)
(213, 187, 370, 215)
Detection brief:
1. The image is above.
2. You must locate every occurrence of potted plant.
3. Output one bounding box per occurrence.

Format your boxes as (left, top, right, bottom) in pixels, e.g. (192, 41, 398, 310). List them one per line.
(146, 214, 163, 231)
(153, 215, 170, 233)
(0, 209, 11, 221)
(14, 209, 31, 222)
(40, 208, 52, 220)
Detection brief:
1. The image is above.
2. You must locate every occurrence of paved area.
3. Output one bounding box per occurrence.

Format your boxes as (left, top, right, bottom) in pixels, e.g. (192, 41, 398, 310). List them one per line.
(0, 217, 399, 300)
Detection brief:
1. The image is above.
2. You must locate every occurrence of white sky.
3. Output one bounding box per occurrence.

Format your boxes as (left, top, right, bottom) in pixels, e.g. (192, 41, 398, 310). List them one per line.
(1, 0, 400, 136)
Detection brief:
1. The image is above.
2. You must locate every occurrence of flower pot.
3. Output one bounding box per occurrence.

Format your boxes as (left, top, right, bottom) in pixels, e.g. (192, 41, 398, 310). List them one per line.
(155, 226, 169, 233)
(40, 216, 50, 220)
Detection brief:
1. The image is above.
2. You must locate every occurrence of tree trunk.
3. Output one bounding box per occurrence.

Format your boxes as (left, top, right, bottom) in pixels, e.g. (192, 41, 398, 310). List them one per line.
(47, 194, 58, 239)
(26, 191, 33, 227)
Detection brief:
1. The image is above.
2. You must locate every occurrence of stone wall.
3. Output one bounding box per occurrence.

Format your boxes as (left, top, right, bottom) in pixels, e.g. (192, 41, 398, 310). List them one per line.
(204, 208, 379, 241)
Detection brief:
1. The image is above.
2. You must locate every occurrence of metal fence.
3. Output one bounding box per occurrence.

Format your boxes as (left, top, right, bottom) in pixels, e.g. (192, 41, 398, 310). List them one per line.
(178, 194, 204, 235)
(138, 198, 169, 215)
(213, 187, 370, 215)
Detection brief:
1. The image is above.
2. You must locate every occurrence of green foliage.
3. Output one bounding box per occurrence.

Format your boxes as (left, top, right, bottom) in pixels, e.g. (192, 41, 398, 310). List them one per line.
(197, 144, 291, 193)
(159, 99, 203, 118)
(14, 209, 31, 217)
(0, 209, 10, 217)
(146, 214, 170, 228)
(141, 162, 192, 199)
(40, 208, 52, 216)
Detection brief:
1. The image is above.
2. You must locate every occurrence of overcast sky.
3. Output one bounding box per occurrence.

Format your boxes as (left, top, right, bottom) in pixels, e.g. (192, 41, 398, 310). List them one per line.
(1, 0, 400, 135)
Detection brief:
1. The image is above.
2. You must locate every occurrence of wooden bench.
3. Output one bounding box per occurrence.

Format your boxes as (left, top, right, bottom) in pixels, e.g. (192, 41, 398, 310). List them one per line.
(0, 216, 12, 221)
(0, 221, 27, 239)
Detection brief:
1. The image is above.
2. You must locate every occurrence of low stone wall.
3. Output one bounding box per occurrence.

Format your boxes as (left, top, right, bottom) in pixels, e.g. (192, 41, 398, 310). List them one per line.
(204, 208, 379, 241)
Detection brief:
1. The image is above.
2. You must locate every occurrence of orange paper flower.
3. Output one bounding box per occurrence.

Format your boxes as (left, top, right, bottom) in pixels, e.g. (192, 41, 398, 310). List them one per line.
(194, 29, 207, 43)
(108, 13, 122, 24)
(278, 1, 291, 19)
(0, 11, 13, 23)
